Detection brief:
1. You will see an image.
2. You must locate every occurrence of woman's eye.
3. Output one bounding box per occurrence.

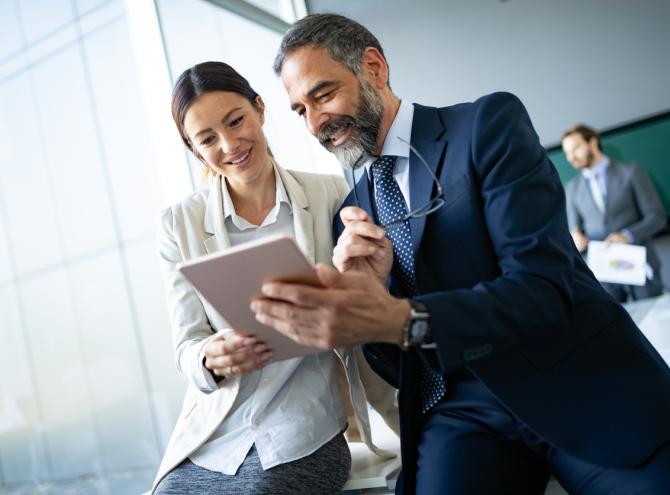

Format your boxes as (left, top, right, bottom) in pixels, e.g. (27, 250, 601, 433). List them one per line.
(200, 136, 215, 146)
(230, 116, 243, 127)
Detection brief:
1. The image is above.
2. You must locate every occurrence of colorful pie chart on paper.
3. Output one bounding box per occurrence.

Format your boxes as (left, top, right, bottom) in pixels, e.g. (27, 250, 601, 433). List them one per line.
(609, 259, 635, 270)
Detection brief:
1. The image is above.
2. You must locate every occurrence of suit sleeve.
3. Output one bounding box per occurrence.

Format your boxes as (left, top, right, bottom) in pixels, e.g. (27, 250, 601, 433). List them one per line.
(417, 93, 578, 371)
(621, 163, 666, 242)
(156, 207, 224, 394)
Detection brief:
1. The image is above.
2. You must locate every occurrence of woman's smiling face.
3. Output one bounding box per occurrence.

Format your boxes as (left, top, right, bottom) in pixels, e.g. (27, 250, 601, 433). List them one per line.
(184, 91, 270, 187)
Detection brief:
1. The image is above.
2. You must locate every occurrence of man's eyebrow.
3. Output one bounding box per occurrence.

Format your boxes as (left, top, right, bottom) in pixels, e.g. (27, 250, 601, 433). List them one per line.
(193, 107, 242, 137)
(290, 81, 336, 111)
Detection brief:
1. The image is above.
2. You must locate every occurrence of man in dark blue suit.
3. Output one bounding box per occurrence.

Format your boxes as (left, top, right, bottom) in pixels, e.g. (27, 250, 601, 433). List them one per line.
(251, 13, 670, 494)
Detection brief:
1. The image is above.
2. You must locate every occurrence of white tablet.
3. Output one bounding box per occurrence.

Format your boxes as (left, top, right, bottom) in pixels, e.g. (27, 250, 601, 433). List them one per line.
(177, 234, 322, 362)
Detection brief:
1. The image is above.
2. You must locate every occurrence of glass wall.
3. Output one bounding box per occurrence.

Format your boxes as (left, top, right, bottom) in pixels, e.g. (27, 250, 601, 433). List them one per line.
(0, 0, 184, 492)
(242, 0, 303, 23)
(0, 0, 336, 492)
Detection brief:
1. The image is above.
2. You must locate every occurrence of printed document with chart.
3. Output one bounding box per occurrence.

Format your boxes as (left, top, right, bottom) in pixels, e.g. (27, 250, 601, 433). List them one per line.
(586, 241, 647, 286)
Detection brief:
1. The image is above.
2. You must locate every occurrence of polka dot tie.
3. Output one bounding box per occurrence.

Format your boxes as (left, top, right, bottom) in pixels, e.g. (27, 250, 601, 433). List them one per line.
(371, 156, 446, 414)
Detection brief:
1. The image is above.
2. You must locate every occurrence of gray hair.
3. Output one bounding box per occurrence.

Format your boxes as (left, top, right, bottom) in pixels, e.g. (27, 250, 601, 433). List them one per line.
(272, 13, 388, 79)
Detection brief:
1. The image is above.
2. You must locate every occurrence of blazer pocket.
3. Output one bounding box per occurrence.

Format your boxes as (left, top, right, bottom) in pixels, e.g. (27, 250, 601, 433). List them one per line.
(520, 303, 614, 370)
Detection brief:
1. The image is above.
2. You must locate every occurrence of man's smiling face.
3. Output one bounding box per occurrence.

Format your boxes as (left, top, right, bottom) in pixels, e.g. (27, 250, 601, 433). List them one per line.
(280, 45, 384, 169)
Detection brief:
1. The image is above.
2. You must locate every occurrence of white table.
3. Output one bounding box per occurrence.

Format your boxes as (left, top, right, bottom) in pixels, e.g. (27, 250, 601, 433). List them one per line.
(624, 293, 670, 365)
(343, 409, 401, 493)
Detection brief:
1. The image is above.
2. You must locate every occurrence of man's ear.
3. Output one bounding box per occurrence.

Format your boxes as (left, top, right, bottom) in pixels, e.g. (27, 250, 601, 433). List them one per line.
(360, 46, 389, 90)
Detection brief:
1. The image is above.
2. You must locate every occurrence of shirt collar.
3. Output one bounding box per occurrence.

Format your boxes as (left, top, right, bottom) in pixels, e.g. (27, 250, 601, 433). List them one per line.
(221, 163, 291, 226)
(380, 99, 413, 158)
(273, 164, 291, 211)
(581, 155, 609, 179)
(364, 99, 414, 174)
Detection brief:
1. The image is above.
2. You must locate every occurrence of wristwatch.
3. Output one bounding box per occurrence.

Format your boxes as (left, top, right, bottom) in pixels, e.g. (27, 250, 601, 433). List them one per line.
(400, 300, 431, 350)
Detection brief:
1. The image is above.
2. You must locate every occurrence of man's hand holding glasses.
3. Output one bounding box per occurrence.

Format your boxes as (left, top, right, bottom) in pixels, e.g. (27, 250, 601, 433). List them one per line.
(332, 207, 394, 285)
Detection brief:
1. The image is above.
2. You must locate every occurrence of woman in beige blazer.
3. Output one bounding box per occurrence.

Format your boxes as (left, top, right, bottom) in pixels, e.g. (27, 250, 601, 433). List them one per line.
(152, 62, 397, 494)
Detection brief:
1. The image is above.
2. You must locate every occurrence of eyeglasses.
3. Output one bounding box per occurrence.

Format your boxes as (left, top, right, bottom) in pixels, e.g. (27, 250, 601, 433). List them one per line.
(349, 136, 445, 231)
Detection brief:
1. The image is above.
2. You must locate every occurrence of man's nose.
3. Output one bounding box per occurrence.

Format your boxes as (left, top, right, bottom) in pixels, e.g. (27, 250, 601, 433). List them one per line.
(305, 110, 329, 138)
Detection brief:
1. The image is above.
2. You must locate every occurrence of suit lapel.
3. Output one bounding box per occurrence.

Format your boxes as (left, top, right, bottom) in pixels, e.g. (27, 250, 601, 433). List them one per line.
(203, 175, 231, 254)
(278, 167, 316, 263)
(408, 104, 448, 254)
(603, 161, 621, 218)
(354, 170, 376, 222)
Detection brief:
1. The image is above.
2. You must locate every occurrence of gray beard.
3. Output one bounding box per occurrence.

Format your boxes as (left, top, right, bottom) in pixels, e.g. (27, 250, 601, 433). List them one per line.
(331, 139, 368, 170)
(317, 79, 384, 170)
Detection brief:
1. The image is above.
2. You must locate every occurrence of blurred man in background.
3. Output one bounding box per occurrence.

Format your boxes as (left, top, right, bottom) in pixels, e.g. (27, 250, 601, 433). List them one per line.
(562, 124, 666, 301)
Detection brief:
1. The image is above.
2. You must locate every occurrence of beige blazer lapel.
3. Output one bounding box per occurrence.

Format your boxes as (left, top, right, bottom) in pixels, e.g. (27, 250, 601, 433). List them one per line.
(278, 167, 316, 263)
(203, 175, 232, 254)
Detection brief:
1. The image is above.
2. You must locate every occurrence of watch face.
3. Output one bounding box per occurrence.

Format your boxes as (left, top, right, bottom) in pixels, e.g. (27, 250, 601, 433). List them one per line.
(410, 319, 430, 345)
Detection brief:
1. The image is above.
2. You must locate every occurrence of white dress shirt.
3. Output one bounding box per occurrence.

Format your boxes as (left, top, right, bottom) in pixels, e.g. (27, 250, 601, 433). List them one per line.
(189, 166, 347, 474)
(581, 156, 609, 214)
